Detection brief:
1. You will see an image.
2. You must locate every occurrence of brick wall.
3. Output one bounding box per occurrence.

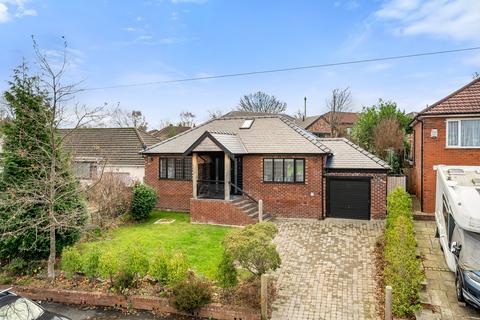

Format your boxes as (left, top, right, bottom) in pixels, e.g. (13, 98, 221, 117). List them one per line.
(144, 156, 192, 211)
(242, 155, 324, 219)
(190, 198, 256, 226)
(307, 118, 331, 135)
(412, 117, 480, 213)
(323, 170, 387, 219)
(6, 286, 260, 320)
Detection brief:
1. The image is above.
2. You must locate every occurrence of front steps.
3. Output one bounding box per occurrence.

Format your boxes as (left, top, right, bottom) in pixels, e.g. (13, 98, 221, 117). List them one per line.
(231, 196, 272, 222)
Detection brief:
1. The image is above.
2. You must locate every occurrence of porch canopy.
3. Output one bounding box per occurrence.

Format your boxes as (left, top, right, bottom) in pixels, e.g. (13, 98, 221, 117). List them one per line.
(183, 131, 247, 200)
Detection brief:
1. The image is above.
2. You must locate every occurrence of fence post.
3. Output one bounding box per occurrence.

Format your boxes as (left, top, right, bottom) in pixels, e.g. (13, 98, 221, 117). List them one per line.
(258, 199, 263, 222)
(385, 285, 392, 320)
(261, 274, 268, 319)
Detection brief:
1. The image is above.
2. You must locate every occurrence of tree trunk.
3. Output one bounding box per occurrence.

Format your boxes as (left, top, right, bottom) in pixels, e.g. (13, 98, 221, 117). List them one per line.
(47, 223, 56, 280)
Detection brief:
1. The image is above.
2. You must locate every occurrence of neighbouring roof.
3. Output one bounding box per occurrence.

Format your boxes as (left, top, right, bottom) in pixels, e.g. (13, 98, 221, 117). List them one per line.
(222, 110, 295, 120)
(149, 125, 191, 141)
(320, 138, 390, 170)
(295, 111, 359, 130)
(60, 127, 160, 166)
(143, 115, 331, 155)
(415, 77, 480, 118)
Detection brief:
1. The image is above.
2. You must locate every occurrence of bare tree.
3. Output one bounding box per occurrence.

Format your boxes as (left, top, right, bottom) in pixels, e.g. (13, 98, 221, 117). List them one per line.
(326, 87, 352, 137)
(293, 109, 305, 120)
(0, 37, 106, 280)
(238, 91, 287, 113)
(372, 117, 404, 159)
(179, 111, 196, 127)
(473, 72, 480, 80)
(208, 109, 223, 119)
(111, 108, 148, 131)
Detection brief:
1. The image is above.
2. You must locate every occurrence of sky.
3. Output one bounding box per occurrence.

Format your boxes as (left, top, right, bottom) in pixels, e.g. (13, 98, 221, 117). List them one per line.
(1, 0, 480, 128)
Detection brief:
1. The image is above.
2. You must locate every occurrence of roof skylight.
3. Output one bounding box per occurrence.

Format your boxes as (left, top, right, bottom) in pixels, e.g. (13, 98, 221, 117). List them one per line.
(240, 119, 254, 129)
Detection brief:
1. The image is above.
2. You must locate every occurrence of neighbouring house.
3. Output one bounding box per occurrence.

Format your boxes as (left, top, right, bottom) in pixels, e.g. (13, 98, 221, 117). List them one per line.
(409, 77, 480, 214)
(142, 115, 389, 226)
(295, 111, 359, 137)
(149, 125, 191, 141)
(61, 127, 160, 184)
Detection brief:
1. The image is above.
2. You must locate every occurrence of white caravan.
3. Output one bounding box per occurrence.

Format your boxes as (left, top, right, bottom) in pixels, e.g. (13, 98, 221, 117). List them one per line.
(435, 165, 480, 307)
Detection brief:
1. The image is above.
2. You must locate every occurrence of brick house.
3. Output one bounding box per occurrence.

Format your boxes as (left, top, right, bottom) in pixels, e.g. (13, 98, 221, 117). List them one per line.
(295, 111, 359, 137)
(410, 78, 480, 213)
(143, 115, 389, 226)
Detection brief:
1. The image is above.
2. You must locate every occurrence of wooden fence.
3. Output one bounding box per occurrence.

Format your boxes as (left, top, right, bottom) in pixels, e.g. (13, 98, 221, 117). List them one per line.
(387, 175, 406, 195)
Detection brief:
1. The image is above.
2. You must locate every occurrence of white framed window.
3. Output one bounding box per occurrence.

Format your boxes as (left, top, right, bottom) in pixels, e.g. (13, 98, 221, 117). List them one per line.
(446, 118, 480, 148)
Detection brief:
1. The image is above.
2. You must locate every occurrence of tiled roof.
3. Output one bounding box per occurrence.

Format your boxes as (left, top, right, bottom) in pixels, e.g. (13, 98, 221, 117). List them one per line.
(417, 77, 480, 116)
(143, 115, 331, 155)
(319, 138, 390, 170)
(60, 127, 160, 166)
(295, 112, 359, 129)
(149, 125, 191, 141)
(294, 115, 321, 129)
(222, 110, 295, 120)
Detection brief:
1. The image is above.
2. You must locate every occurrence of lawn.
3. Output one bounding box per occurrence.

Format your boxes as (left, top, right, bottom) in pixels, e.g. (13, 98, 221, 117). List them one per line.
(79, 211, 231, 279)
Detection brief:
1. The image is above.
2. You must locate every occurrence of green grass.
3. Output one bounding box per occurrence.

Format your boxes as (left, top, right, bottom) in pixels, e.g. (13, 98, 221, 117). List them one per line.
(79, 211, 231, 279)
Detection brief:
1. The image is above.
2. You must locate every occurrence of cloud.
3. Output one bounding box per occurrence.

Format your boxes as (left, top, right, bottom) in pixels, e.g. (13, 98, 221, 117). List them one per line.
(0, 0, 36, 22)
(333, 0, 359, 10)
(0, 3, 9, 22)
(375, 0, 480, 41)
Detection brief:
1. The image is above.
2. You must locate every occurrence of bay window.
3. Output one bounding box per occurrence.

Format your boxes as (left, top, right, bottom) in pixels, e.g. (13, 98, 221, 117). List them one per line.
(446, 119, 480, 148)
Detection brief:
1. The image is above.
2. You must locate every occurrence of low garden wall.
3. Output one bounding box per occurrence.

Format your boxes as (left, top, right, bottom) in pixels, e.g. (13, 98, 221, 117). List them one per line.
(3, 285, 261, 320)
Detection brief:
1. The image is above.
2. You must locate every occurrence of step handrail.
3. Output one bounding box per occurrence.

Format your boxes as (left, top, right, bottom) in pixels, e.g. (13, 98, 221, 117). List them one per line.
(229, 182, 258, 204)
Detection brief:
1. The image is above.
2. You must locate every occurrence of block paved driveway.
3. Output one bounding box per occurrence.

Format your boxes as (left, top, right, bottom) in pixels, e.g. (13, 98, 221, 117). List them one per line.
(269, 218, 384, 320)
(415, 221, 480, 320)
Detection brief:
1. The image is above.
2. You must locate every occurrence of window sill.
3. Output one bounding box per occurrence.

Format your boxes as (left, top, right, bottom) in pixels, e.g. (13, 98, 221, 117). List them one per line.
(262, 181, 305, 185)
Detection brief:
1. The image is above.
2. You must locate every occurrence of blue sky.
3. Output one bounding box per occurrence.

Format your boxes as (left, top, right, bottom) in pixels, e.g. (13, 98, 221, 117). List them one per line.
(1, 0, 480, 127)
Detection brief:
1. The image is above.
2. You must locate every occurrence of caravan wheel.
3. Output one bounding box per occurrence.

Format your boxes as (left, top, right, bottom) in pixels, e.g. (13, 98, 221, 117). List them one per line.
(456, 272, 465, 302)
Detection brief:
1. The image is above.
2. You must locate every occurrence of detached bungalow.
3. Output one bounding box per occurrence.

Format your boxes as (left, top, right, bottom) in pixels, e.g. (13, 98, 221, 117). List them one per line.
(142, 115, 389, 226)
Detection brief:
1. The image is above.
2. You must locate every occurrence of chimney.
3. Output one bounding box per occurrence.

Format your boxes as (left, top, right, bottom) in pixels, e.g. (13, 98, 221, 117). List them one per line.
(303, 96, 307, 121)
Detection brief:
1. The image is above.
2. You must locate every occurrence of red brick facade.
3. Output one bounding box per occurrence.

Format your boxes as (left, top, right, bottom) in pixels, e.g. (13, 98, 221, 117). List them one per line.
(145, 153, 388, 221)
(242, 155, 324, 219)
(411, 116, 480, 213)
(323, 170, 387, 219)
(144, 156, 192, 211)
(190, 198, 256, 225)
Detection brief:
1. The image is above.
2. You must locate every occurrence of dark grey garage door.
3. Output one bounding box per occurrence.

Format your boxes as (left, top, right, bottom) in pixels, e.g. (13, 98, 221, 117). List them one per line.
(327, 177, 370, 220)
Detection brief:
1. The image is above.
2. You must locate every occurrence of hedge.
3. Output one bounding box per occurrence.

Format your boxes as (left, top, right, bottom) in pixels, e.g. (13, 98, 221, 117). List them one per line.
(384, 188, 423, 317)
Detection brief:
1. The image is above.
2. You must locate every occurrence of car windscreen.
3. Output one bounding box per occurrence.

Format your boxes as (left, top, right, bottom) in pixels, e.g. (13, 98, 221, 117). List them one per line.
(459, 229, 480, 271)
(0, 297, 44, 320)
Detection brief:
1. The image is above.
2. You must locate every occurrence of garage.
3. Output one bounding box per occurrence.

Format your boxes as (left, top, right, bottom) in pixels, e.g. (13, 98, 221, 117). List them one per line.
(327, 177, 371, 220)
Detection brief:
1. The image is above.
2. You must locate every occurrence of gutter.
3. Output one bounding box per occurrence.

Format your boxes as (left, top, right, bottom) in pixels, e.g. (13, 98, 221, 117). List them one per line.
(419, 118, 424, 212)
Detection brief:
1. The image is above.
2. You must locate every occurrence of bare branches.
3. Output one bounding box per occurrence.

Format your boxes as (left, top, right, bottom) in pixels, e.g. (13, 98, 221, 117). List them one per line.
(238, 91, 287, 114)
(179, 111, 196, 127)
(326, 87, 352, 137)
(110, 107, 148, 131)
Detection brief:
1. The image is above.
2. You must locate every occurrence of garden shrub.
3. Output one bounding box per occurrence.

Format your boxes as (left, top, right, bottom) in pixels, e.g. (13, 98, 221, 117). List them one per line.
(87, 173, 132, 228)
(222, 222, 281, 277)
(81, 247, 101, 279)
(216, 253, 238, 288)
(149, 250, 189, 285)
(98, 250, 119, 285)
(149, 250, 170, 284)
(61, 247, 82, 277)
(113, 268, 137, 293)
(123, 244, 149, 277)
(4, 258, 28, 276)
(130, 184, 157, 221)
(171, 273, 213, 313)
(383, 187, 423, 317)
(167, 252, 189, 285)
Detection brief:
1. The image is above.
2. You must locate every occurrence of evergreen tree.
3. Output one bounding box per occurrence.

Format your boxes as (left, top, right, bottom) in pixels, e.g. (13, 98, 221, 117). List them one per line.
(0, 62, 86, 279)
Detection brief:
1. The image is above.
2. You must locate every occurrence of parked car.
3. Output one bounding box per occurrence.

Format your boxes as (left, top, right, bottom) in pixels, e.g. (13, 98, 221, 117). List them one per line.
(0, 288, 71, 320)
(435, 165, 480, 309)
